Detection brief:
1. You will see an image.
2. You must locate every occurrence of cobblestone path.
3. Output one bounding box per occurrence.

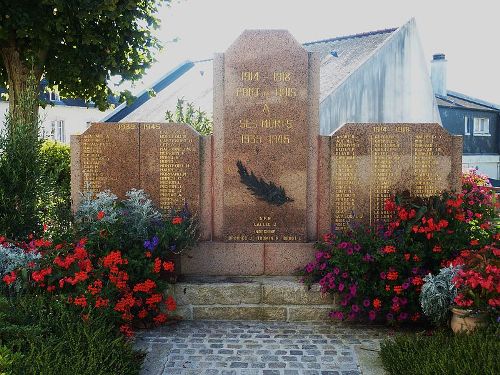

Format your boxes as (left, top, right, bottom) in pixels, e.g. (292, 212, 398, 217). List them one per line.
(135, 321, 388, 375)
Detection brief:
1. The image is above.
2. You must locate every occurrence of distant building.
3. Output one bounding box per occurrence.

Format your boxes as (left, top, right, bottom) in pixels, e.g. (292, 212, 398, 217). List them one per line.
(430, 54, 500, 178)
(0, 85, 113, 144)
(103, 19, 441, 136)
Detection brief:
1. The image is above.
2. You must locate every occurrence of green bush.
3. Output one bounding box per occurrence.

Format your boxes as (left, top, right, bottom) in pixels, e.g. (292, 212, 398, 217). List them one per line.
(165, 98, 213, 135)
(380, 326, 500, 375)
(0, 75, 42, 238)
(0, 294, 143, 375)
(39, 139, 72, 238)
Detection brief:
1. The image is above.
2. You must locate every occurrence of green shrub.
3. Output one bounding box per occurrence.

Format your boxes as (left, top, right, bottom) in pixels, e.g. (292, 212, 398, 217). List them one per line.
(165, 98, 213, 135)
(0, 75, 42, 238)
(39, 140, 72, 238)
(0, 345, 22, 375)
(0, 294, 143, 375)
(380, 326, 500, 375)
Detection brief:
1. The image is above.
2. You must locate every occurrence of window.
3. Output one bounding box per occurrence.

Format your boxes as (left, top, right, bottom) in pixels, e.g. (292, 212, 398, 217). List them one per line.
(464, 116, 470, 135)
(49, 91, 60, 101)
(473, 117, 490, 135)
(57, 120, 65, 142)
(50, 120, 65, 142)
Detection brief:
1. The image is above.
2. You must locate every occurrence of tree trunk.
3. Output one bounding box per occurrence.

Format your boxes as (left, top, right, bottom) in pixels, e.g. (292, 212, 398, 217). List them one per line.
(0, 45, 43, 127)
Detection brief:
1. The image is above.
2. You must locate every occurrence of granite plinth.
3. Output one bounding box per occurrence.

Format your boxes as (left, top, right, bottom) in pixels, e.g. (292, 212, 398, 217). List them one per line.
(181, 242, 316, 276)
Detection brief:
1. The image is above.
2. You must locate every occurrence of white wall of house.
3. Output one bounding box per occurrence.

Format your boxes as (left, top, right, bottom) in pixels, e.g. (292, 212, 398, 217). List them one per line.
(320, 19, 441, 135)
(462, 155, 500, 179)
(0, 102, 111, 144)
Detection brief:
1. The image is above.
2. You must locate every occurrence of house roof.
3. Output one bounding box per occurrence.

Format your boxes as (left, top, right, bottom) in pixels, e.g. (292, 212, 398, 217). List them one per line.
(436, 91, 500, 112)
(104, 27, 399, 122)
(304, 28, 397, 102)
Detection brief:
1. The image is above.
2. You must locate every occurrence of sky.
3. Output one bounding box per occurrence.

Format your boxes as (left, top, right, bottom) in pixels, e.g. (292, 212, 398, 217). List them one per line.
(122, 0, 500, 106)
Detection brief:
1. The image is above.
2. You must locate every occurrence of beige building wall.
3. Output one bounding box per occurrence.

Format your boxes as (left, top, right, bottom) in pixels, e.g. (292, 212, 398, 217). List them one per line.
(0, 102, 112, 144)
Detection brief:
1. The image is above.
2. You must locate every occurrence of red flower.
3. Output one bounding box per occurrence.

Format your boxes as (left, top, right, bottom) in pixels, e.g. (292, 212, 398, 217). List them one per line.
(73, 295, 88, 308)
(432, 245, 442, 253)
(95, 297, 109, 308)
(166, 296, 177, 311)
(373, 298, 382, 309)
(470, 239, 479, 246)
(387, 271, 399, 281)
(384, 198, 397, 212)
(153, 258, 162, 273)
(119, 324, 134, 337)
(163, 261, 175, 272)
(172, 216, 183, 225)
(87, 280, 103, 295)
(145, 251, 152, 258)
(382, 245, 396, 254)
(133, 279, 157, 294)
(153, 313, 168, 325)
(2, 271, 17, 285)
(97, 211, 105, 220)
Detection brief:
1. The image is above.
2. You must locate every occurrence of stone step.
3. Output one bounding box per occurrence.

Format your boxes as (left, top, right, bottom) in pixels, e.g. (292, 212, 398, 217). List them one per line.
(174, 276, 337, 322)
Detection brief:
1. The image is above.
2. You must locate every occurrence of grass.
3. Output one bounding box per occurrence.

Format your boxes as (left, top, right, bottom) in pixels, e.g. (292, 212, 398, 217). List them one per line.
(0, 294, 143, 375)
(380, 325, 500, 375)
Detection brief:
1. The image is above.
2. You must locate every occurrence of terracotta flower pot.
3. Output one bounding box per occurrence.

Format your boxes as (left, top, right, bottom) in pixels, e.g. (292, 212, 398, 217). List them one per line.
(450, 307, 487, 333)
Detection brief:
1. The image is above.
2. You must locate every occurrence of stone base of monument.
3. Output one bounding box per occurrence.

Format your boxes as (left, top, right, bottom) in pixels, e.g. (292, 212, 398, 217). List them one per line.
(180, 242, 316, 276)
(173, 276, 336, 322)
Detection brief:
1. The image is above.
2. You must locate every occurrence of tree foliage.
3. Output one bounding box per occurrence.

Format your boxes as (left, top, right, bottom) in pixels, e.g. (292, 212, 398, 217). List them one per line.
(0, 0, 167, 112)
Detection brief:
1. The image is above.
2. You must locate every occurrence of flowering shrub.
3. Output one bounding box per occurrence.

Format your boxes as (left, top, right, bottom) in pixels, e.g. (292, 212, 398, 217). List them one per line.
(2, 190, 198, 337)
(75, 189, 198, 259)
(302, 170, 498, 324)
(3, 236, 177, 337)
(451, 238, 500, 313)
(303, 227, 429, 323)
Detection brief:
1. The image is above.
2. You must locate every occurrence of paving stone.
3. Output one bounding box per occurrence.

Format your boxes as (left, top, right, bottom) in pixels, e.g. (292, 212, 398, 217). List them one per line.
(136, 321, 388, 375)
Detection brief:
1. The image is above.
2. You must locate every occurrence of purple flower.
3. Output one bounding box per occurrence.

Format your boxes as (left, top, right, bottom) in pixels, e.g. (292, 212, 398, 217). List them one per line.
(339, 242, 349, 249)
(349, 284, 357, 297)
(353, 244, 361, 252)
(402, 282, 410, 290)
(329, 311, 344, 320)
(368, 310, 376, 321)
(333, 267, 340, 275)
(319, 263, 326, 271)
(386, 313, 394, 321)
(305, 263, 315, 273)
(398, 312, 409, 321)
(380, 272, 386, 280)
(144, 235, 160, 252)
(412, 267, 419, 275)
(338, 283, 345, 292)
(392, 296, 399, 303)
(340, 298, 348, 307)
(347, 312, 357, 320)
(363, 299, 371, 307)
(351, 304, 360, 313)
(346, 249, 354, 255)
(400, 297, 408, 305)
(342, 272, 348, 279)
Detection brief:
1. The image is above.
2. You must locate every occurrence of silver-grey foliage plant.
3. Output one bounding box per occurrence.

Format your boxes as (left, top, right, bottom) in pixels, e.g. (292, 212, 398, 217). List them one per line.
(420, 266, 460, 326)
(75, 189, 162, 241)
(0, 244, 40, 289)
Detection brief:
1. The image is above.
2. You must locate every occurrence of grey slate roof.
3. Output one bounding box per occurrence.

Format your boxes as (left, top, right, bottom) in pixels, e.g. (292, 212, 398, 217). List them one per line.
(436, 91, 500, 112)
(303, 28, 397, 102)
(107, 27, 399, 122)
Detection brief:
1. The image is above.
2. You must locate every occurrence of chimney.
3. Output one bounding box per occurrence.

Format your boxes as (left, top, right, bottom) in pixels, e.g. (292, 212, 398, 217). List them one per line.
(431, 53, 447, 96)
